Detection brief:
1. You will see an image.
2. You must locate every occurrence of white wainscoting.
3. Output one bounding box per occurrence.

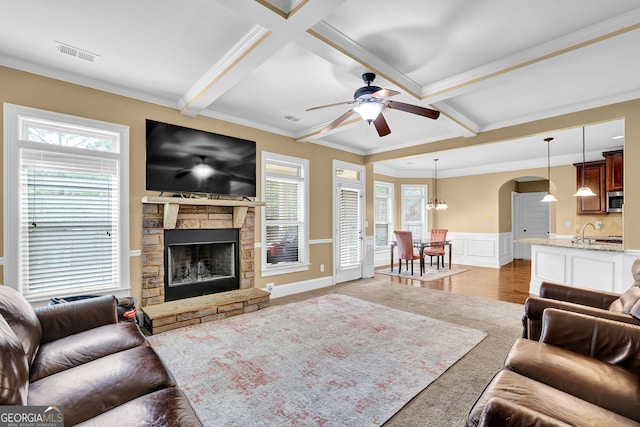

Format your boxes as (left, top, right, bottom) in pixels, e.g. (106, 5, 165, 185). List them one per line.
(529, 245, 640, 295)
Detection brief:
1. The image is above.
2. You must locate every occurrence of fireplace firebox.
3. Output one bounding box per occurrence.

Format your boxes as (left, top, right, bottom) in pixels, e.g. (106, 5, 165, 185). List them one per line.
(164, 229, 239, 301)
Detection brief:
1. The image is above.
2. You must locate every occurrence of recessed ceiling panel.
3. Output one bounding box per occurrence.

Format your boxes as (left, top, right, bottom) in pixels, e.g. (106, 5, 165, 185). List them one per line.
(442, 29, 640, 129)
(323, 0, 640, 86)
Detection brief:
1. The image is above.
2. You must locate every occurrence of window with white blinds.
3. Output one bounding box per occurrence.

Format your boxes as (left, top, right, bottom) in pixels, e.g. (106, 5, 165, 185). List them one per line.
(4, 104, 129, 302)
(262, 152, 309, 275)
(402, 185, 427, 240)
(374, 182, 393, 249)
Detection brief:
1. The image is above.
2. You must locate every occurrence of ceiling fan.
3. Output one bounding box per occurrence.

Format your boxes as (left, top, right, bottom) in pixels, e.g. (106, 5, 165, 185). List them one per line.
(306, 72, 440, 137)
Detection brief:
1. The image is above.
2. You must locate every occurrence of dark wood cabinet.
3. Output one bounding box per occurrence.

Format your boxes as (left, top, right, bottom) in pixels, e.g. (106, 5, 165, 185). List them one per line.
(575, 160, 606, 214)
(603, 150, 623, 192)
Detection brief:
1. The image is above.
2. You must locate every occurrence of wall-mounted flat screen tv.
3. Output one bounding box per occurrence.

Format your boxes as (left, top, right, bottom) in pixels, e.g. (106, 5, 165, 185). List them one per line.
(146, 119, 256, 197)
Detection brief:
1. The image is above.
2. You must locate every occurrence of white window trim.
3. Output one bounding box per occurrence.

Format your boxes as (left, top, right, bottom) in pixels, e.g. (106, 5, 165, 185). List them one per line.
(261, 151, 309, 277)
(374, 181, 394, 251)
(401, 184, 428, 240)
(3, 103, 130, 303)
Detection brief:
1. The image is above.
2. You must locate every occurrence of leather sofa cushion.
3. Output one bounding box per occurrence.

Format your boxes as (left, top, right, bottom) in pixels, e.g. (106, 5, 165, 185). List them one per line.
(0, 315, 29, 405)
(466, 370, 640, 427)
(477, 397, 572, 427)
(73, 387, 201, 427)
(30, 322, 148, 382)
(27, 345, 175, 426)
(0, 286, 42, 364)
(504, 338, 640, 422)
(36, 295, 118, 344)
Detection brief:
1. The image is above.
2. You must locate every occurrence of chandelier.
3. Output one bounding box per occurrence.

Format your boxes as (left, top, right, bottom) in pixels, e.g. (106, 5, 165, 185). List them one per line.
(427, 159, 448, 210)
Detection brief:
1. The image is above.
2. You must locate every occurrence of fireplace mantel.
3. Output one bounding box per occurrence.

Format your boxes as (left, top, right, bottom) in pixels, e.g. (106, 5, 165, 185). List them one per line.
(141, 196, 265, 230)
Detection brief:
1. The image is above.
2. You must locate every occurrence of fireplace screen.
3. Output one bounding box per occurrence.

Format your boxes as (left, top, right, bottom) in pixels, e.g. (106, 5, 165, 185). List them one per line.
(168, 242, 235, 287)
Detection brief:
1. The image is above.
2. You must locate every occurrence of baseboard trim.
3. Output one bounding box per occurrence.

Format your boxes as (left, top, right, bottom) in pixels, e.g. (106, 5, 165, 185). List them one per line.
(264, 276, 334, 299)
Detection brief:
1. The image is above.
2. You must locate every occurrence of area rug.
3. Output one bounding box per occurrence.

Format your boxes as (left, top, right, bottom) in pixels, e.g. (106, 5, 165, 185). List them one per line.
(148, 293, 487, 426)
(376, 266, 469, 281)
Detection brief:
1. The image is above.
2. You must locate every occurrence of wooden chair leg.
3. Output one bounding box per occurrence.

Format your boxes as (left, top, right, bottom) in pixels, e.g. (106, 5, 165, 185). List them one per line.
(410, 260, 414, 275)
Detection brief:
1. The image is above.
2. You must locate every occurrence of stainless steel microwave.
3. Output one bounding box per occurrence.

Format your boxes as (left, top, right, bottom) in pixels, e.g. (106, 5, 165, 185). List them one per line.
(607, 191, 623, 213)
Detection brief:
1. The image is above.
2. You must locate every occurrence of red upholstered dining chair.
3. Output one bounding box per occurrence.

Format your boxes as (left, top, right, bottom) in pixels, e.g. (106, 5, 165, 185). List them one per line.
(423, 229, 448, 270)
(393, 230, 421, 275)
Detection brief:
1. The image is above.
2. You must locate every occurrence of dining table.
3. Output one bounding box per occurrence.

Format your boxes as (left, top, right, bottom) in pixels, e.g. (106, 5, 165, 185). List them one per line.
(389, 239, 452, 273)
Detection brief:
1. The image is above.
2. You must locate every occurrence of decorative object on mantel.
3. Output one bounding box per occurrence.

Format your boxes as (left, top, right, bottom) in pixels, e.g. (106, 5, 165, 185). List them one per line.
(147, 294, 485, 426)
(573, 127, 597, 197)
(541, 137, 558, 202)
(427, 158, 448, 210)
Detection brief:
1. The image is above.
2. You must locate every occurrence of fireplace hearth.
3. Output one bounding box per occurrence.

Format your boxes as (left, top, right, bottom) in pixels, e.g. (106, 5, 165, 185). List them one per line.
(164, 228, 239, 301)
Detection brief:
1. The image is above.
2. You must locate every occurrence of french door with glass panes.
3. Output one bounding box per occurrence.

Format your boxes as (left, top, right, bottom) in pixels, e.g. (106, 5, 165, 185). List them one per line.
(333, 161, 365, 283)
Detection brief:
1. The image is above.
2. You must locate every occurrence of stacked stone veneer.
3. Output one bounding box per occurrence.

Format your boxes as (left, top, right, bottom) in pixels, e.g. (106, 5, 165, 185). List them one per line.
(141, 203, 256, 307)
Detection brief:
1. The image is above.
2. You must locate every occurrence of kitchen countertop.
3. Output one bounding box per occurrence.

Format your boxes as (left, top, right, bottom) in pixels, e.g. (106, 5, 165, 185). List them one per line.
(515, 238, 624, 252)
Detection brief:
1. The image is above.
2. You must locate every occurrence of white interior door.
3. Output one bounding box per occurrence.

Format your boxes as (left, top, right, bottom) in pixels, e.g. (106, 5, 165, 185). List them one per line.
(513, 192, 550, 260)
(334, 161, 365, 284)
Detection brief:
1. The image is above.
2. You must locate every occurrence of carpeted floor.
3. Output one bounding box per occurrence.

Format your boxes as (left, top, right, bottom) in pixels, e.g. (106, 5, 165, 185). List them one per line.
(270, 278, 525, 427)
(148, 293, 486, 426)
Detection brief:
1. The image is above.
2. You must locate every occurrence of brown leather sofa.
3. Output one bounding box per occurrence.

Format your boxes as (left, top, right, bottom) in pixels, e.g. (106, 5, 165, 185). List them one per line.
(0, 285, 202, 426)
(467, 308, 640, 426)
(523, 257, 640, 340)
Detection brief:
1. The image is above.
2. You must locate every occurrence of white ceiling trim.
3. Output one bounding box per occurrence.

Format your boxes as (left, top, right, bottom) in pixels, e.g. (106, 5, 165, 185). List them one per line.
(308, 21, 423, 98)
(180, 25, 271, 116)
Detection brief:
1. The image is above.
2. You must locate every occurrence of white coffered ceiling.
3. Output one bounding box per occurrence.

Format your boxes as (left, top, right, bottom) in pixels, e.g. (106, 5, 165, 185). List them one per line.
(1, 0, 638, 177)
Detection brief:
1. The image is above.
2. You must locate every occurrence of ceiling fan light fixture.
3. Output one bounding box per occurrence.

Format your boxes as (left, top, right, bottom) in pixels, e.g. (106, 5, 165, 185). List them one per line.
(353, 101, 384, 123)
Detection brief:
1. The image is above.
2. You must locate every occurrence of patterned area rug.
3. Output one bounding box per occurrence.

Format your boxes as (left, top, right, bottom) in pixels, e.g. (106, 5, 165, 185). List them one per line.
(148, 294, 486, 426)
(376, 266, 469, 281)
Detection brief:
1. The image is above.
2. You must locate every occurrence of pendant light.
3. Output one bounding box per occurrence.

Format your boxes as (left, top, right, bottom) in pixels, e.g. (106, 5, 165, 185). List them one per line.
(573, 127, 596, 197)
(541, 137, 557, 202)
(427, 159, 448, 210)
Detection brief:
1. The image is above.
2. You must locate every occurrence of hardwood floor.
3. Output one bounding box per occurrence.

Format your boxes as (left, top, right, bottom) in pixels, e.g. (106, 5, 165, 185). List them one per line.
(374, 259, 532, 304)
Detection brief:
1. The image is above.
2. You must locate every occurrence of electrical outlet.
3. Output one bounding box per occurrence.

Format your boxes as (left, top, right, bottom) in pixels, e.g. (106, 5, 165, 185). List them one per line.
(266, 283, 274, 292)
(320, 264, 325, 273)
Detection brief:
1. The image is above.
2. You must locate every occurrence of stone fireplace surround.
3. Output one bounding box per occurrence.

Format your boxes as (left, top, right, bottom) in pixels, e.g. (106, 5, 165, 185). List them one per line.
(140, 196, 270, 333)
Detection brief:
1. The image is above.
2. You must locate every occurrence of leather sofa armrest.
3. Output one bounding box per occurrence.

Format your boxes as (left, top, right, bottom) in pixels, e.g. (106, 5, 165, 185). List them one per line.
(35, 295, 118, 344)
(540, 308, 640, 375)
(478, 397, 571, 427)
(523, 296, 640, 340)
(539, 281, 619, 308)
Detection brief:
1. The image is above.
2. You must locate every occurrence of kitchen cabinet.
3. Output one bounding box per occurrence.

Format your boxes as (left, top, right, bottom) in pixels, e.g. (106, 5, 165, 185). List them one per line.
(603, 150, 623, 192)
(574, 160, 606, 214)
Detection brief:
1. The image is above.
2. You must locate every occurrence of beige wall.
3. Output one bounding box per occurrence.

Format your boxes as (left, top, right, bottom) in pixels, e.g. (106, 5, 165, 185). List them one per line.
(0, 66, 361, 299)
(2, 65, 639, 297)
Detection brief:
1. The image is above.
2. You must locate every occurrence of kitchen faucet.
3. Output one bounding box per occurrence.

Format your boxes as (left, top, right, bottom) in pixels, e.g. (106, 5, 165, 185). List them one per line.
(581, 222, 596, 244)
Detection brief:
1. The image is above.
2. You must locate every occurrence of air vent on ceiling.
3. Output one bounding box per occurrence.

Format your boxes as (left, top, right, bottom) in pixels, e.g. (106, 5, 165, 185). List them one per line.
(55, 41, 99, 63)
(282, 114, 301, 123)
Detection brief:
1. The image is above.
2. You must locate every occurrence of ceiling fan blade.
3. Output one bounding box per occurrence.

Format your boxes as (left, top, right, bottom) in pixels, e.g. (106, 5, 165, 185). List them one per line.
(175, 170, 191, 178)
(387, 100, 440, 120)
(321, 110, 356, 134)
(373, 114, 391, 137)
(371, 88, 401, 99)
(306, 101, 354, 112)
